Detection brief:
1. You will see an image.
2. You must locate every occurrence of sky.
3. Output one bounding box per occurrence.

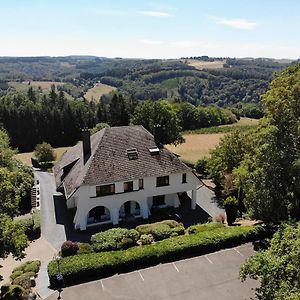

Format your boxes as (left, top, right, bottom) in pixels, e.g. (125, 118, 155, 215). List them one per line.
(0, 0, 299, 59)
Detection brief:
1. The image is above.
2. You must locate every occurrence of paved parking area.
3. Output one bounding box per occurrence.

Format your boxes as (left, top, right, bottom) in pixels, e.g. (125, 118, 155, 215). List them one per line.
(46, 243, 258, 300)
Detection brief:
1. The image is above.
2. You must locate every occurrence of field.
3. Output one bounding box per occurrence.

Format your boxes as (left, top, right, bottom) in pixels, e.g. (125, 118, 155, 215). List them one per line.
(8, 81, 65, 92)
(15, 147, 69, 166)
(167, 117, 259, 164)
(187, 59, 225, 70)
(167, 133, 224, 164)
(84, 83, 117, 101)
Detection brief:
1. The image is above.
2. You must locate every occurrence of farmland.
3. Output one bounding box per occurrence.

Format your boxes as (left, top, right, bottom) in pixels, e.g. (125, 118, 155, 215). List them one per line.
(84, 83, 117, 101)
(15, 147, 69, 166)
(167, 118, 259, 164)
(8, 81, 65, 92)
(186, 59, 225, 70)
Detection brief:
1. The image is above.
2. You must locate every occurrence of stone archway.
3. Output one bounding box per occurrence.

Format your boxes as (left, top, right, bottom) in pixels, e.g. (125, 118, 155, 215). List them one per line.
(87, 205, 111, 225)
(119, 201, 141, 219)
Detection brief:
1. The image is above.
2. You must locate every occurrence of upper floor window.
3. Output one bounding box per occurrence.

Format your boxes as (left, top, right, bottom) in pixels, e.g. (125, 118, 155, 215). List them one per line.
(139, 179, 144, 189)
(182, 173, 187, 183)
(156, 175, 169, 187)
(96, 184, 115, 197)
(124, 181, 133, 192)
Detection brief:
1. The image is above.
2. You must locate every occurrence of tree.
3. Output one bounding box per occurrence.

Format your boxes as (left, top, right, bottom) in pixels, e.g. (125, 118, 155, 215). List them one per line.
(108, 94, 129, 126)
(33, 142, 56, 163)
(91, 123, 110, 134)
(131, 100, 183, 145)
(240, 222, 300, 300)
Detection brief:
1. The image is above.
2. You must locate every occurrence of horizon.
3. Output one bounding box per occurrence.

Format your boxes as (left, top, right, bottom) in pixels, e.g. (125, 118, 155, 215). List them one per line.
(0, 0, 299, 60)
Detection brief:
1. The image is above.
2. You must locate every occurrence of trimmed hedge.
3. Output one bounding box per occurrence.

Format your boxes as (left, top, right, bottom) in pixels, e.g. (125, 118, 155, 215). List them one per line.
(91, 228, 139, 252)
(10, 260, 41, 280)
(48, 225, 265, 287)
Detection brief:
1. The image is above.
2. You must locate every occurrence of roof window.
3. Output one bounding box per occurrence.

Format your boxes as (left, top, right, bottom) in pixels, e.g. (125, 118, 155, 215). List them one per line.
(127, 148, 138, 160)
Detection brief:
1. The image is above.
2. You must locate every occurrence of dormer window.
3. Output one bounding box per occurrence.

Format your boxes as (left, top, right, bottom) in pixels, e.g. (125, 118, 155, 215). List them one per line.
(127, 148, 138, 160)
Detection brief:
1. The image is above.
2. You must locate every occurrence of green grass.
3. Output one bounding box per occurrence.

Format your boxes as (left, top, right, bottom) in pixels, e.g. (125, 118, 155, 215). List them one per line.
(183, 124, 257, 135)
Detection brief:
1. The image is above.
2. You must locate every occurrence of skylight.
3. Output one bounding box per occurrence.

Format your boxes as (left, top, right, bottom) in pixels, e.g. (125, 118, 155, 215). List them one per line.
(149, 146, 160, 155)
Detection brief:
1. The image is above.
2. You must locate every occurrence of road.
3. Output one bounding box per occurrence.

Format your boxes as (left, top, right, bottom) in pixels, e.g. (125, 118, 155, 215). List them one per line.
(35, 170, 66, 250)
(46, 243, 258, 300)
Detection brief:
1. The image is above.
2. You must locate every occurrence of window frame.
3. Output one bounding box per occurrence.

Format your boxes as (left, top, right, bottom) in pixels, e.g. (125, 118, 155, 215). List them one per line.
(96, 184, 115, 197)
(139, 178, 144, 190)
(124, 181, 134, 193)
(156, 175, 170, 187)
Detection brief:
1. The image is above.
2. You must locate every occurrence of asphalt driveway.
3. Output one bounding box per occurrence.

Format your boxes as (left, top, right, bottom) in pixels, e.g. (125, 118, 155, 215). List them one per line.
(46, 243, 258, 300)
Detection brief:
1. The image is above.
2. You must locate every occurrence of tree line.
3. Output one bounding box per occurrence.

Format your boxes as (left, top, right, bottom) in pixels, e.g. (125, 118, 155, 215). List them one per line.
(0, 86, 237, 151)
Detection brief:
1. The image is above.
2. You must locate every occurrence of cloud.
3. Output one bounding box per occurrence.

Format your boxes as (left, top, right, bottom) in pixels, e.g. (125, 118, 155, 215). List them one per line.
(210, 16, 259, 30)
(140, 11, 174, 17)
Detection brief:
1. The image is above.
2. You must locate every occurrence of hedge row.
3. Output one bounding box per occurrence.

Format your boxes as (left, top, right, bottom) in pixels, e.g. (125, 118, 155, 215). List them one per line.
(48, 225, 265, 287)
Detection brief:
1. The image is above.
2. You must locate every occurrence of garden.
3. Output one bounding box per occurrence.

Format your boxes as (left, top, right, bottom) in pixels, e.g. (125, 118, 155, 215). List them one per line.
(48, 220, 266, 287)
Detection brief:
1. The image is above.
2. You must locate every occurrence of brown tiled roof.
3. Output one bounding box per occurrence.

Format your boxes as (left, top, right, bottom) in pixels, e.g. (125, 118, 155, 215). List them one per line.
(53, 125, 190, 199)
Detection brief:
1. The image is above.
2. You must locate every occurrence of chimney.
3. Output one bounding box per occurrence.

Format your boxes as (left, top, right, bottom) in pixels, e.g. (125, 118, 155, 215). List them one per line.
(153, 124, 162, 148)
(82, 128, 91, 163)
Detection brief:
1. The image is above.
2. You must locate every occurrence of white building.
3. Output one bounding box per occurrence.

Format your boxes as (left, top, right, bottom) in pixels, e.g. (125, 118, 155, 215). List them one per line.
(54, 126, 201, 230)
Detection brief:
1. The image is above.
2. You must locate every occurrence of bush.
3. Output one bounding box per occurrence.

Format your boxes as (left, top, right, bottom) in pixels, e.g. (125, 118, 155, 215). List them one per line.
(171, 226, 185, 237)
(77, 243, 93, 255)
(13, 272, 36, 290)
(117, 238, 135, 250)
(138, 234, 154, 245)
(14, 211, 41, 240)
(152, 224, 173, 241)
(195, 158, 209, 176)
(136, 220, 182, 240)
(1, 284, 25, 300)
(224, 196, 239, 225)
(91, 228, 139, 252)
(48, 225, 265, 287)
(33, 142, 56, 163)
(10, 261, 41, 280)
(187, 222, 224, 234)
(61, 241, 79, 257)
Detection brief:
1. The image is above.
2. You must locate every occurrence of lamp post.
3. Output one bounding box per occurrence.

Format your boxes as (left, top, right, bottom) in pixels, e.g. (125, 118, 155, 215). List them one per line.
(54, 255, 63, 300)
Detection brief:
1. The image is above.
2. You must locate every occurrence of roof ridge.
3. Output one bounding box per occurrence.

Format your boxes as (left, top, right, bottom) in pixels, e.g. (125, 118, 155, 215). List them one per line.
(81, 127, 107, 185)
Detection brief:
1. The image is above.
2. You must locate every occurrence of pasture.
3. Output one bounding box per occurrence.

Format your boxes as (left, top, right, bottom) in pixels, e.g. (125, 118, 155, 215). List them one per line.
(84, 83, 117, 101)
(187, 59, 225, 70)
(15, 147, 69, 166)
(8, 81, 65, 92)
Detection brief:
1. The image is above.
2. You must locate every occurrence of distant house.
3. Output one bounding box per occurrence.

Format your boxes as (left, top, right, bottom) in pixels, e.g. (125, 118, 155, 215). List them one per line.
(54, 126, 201, 230)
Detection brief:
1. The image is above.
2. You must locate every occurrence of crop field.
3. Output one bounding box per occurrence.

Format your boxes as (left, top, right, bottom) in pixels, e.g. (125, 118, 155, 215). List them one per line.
(187, 59, 225, 70)
(15, 147, 69, 166)
(8, 81, 65, 92)
(167, 118, 259, 164)
(166, 133, 224, 164)
(84, 83, 117, 101)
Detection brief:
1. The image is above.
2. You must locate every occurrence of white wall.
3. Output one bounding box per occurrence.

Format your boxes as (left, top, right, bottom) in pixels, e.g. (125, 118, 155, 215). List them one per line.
(71, 171, 200, 230)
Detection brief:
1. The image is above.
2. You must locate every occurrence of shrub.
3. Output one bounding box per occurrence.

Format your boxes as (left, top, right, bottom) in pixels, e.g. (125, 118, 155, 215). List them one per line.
(77, 243, 93, 255)
(11, 261, 41, 280)
(33, 142, 56, 163)
(139, 234, 154, 245)
(171, 226, 185, 237)
(1, 284, 25, 299)
(48, 225, 265, 287)
(117, 238, 135, 250)
(91, 228, 139, 252)
(224, 196, 239, 225)
(136, 220, 184, 241)
(13, 272, 36, 290)
(187, 222, 224, 234)
(152, 224, 173, 241)
(61, 241, 79, 257)
(14, 211, 41, 240)
(195, 158, 209, 176)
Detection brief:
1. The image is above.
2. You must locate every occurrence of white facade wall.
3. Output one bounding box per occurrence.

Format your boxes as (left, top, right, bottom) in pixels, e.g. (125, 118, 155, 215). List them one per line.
(69, 171, 200, 230)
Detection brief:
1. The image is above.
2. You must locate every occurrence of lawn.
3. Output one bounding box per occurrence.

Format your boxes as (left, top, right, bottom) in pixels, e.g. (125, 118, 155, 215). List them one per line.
(15, 147, 69, 166)
(84, 83, 117, 102)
